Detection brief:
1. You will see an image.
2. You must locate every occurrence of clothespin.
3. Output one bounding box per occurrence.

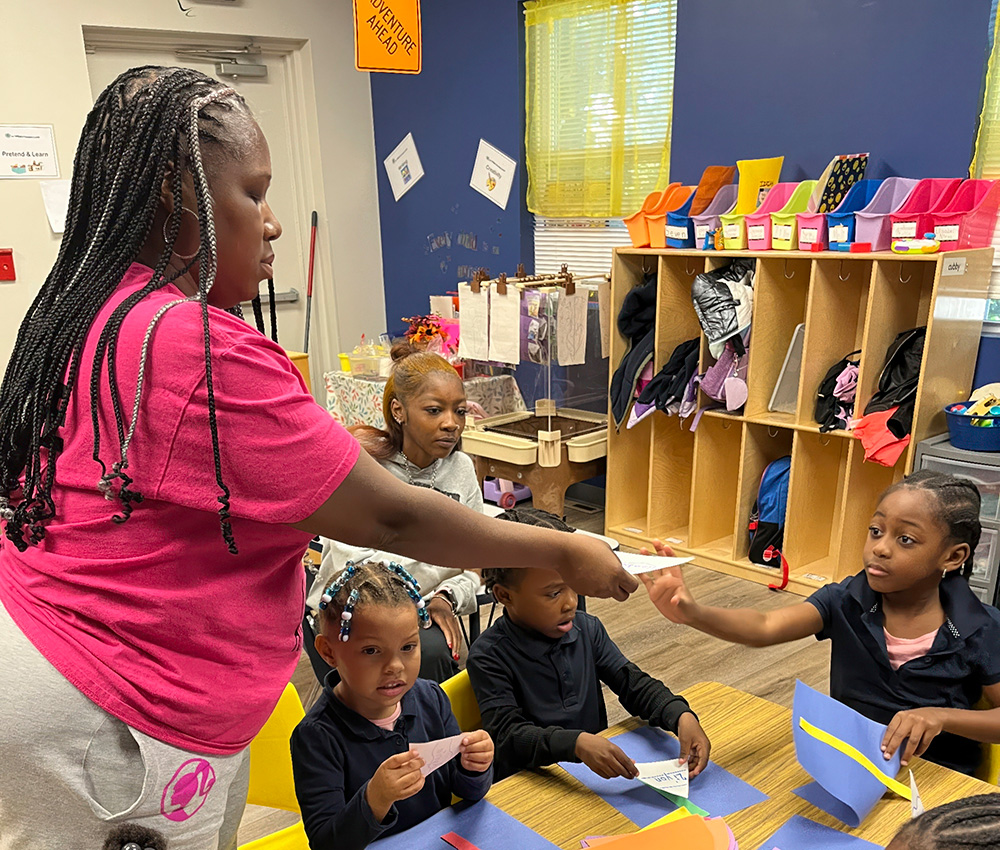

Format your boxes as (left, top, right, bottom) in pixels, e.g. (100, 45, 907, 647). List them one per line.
(558, 263, 575, 296)
(517, 262, 526, 278)
(497, 272, 508, 295)
(469, 269, 482, 294)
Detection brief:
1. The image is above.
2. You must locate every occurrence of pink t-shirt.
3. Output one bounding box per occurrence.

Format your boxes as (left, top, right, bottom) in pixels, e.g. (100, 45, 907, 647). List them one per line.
(369, 703, 402, 731)
(884, 627, 938, 670)
(0, 264, 360, 754)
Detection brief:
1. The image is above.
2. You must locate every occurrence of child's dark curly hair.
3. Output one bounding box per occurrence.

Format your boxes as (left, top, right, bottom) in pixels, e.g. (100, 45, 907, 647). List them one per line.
(317, 560, 425, 632)
(103, 823, 167, 850)
(481, 508, 575, 592)
(889, 794, 1000, 849)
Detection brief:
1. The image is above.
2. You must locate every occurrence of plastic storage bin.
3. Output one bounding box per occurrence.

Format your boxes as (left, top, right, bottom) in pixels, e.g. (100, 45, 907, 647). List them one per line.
(691, 184, 739, 250)
(945, 402, 1000, 452)
(929, 179, 1000, 250)
(798, 179, 882, 249)
(853, 177, 921, 252)
(665, 165, 736, 249)
(741, 183, 797, 251)
(624, 182, 680, 248)
(887, 177, 962, 243)
(646, 184, 695, 248)
(769, 180, 818, 250)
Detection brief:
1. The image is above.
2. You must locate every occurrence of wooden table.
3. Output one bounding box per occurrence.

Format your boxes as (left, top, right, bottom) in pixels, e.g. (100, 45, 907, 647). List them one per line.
(485, 682, 999, 849)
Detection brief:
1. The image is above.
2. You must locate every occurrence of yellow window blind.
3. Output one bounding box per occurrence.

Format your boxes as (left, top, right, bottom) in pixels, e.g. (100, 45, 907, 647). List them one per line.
(524, 0, 677, 218)
(971, 7, 1000, 308)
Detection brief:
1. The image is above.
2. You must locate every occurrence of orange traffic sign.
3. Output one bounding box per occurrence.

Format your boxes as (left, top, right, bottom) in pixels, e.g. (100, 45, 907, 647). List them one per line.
(354, 0, 422, 74)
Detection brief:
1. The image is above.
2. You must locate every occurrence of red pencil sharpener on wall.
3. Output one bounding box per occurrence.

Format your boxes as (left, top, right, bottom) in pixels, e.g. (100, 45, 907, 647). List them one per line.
(0, 249, 14, 281)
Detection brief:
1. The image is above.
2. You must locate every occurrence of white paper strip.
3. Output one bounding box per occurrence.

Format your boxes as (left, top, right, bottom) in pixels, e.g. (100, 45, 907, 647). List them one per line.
(488, 286, 521, 365)
(556, 289, 588, 366)
(616, 551, 694, 576)
(457, 282, 489, 361)
(636, 758, 689, 797)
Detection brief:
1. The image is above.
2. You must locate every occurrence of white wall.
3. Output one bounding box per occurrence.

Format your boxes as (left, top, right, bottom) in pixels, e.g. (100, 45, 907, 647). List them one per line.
(0, 0, 385, 383)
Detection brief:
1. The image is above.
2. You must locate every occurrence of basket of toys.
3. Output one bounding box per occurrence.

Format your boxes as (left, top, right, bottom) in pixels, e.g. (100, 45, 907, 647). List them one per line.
(945, 399, 1000, 452)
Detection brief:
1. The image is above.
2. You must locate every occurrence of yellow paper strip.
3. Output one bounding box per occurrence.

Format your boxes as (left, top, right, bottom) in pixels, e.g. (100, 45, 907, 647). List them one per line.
(798, 717, 911, 799)
(638, 808, 693, 831)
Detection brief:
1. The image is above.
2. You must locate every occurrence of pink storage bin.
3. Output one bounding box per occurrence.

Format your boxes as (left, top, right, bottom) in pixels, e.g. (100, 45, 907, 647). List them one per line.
(929, 179, 1000, 250)
(744, 183, 797, 251)
(796, 209, 827, 249)
(853, 177, 921, 251)
(690, 184, 739, 250)
(887, 178, 962, 243)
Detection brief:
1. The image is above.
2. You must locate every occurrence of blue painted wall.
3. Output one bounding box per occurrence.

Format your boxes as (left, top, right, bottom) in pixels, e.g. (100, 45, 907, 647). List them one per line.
(370, 0, 530, 335)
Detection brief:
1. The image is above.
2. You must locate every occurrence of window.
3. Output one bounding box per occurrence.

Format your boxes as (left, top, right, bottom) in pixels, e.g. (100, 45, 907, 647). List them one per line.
(970, 0, 1000, 321)
(524, 0, 677, 219)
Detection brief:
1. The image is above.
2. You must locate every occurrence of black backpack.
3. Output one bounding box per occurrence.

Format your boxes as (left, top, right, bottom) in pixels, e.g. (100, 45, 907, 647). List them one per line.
(863, 326, 926, 437)
(815, 350, 861, 433)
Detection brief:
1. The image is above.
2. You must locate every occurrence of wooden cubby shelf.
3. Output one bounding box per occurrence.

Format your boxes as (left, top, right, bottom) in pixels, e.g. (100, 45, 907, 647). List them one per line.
(606, 247, 992, 595)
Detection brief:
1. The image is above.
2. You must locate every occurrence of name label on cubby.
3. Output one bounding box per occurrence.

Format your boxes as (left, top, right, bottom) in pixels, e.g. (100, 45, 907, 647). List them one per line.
(829, 224, 849, 243)
(892, 221, 918, 238)
(943, 257, 967, 276)
(747, 225, 765, 241)
(723, 223, 741, 239)
(773, 224, 793, 242)
(666, 226, 689, 241)
(934, 224, 960, 242)
(800, 227, 818, 244)
(695, 225, 710, 244)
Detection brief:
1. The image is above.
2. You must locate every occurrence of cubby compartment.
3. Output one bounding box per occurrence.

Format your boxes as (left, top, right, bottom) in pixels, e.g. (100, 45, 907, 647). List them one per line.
(745, 257, 811, 421)
(783, 432, 851, 585)
(837, 441, 901, 581)
(689, 415, 742, 552)
(796, 258, 872, 430)
(733, 423, 794, 562)
(655, 255, 706, 367)
(647, 414, 695, 545)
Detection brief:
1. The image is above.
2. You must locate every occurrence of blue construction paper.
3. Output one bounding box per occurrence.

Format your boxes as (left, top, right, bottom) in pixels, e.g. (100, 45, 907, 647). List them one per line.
(756, 814, 883, 850)
(792, 681, 903, 828)
(369, 800, 558, 850)
(559, 725, 768, 827)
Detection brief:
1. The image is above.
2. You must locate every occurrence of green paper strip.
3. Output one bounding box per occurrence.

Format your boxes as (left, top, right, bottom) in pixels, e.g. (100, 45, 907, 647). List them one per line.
(655, 788, 709, 817)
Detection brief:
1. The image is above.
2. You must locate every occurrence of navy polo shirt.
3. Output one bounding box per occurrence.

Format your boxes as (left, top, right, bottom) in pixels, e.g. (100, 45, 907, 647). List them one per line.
(806, 571, 1000, 775)
(290, 677, 492, 850)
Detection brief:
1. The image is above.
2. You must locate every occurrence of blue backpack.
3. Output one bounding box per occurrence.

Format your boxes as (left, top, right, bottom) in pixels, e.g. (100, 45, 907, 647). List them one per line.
(748, 456, 791, 580)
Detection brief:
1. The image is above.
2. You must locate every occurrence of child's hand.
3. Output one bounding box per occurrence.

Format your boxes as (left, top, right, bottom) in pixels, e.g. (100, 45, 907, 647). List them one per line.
(575, 732, 639, 779)
(637, 540, 697, 624)
(676, 712, 711, 778)
(459, 729, 494, 772)
(881, 708, 945, 766)
(366, 750, 426, 821)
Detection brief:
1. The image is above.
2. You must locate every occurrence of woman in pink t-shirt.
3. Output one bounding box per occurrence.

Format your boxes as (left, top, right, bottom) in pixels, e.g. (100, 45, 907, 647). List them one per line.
(0, 67, 634, 850)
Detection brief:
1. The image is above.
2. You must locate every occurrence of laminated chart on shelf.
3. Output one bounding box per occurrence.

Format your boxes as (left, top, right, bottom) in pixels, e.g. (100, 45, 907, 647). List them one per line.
(755, 815, 883, 850)
(559, 725, 768, 827)
(369, 800, 558, 850)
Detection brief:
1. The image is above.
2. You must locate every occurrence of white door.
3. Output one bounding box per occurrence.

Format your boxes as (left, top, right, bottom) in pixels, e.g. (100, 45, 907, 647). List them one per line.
(85, 43, 312, 354)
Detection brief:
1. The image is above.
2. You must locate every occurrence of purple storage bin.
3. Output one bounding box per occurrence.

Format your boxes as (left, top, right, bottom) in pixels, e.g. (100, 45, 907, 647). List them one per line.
(690, 184, 739, 250)
(853, 177, 920, 251)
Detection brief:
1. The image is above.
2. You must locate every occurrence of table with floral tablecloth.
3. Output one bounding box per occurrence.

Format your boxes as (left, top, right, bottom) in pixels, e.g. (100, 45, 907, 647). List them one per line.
(324, 371, 526, 428)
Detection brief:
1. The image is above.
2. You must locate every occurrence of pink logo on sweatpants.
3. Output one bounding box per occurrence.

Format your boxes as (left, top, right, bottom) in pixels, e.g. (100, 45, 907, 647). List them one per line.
(160, 758, 216, 822)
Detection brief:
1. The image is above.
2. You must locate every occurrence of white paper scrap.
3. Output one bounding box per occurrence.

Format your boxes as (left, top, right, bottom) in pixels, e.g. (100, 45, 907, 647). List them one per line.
(429, 295, 455, 318)
(457, 282, 489, 361)
(488, 285, 521, 365)
(412, 733, 465, 777)
(616, 551, 694, 576)
(40, 179, 71, 234)
(636, 758, 689, 798)
(910, 770, 924, 818)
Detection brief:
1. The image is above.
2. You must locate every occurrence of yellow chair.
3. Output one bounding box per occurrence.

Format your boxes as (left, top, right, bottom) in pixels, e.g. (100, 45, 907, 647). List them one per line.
(974, 696, 1000, 785)
(238, 683, 309, 849)
(441, 669, 481, 733)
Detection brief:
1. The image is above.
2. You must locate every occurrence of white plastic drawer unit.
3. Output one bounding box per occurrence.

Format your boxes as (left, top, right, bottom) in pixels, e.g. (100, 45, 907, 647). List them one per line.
(920, 456, 1000, 523)
(970, 526, 999, 589)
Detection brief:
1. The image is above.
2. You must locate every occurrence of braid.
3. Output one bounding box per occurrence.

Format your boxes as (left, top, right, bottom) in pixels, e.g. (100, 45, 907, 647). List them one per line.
(0, 66, 255, 551)
(891, 794, 1000, 849)
(267, 277, 278, 343)
(251, 295, 266, 335)
(884, 469, 983, 574)
(317, 560, 430, 636)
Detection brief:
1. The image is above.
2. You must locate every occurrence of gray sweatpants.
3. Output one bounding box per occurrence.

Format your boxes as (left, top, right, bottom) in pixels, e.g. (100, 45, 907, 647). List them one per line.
(0, 603, 250, 849)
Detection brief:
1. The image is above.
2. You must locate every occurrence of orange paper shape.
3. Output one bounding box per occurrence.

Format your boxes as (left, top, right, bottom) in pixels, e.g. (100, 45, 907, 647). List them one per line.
(590, 817, 722, 849)
(354, 0, 422, 74)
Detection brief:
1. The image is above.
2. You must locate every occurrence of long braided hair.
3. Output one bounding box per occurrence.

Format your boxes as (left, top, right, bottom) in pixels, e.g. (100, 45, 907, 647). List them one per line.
(882, 469, 983, 575)
(0, 66, 257, 553)
(889, 794, 1000, 849)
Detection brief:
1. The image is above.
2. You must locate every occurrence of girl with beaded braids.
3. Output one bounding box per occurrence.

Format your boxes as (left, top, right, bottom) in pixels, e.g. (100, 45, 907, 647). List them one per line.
(292, 561, 494, 850)
(0, 67, 633, 849)
(641, 469, 1000, 777)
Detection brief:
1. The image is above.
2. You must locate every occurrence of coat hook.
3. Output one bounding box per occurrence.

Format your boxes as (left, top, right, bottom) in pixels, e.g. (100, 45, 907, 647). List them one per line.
(899, 262, 911, 284)
(768, 426, 779, 438)
(819, 435, 832, 447)
(686, 259, 699, 276)
(783, 259, 794, 279)
(839, 261, 851, 281)
(642, 256, 653, 274)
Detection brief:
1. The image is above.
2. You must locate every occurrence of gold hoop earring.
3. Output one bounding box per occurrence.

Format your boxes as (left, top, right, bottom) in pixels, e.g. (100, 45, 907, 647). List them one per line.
(163, 206, 200, 261)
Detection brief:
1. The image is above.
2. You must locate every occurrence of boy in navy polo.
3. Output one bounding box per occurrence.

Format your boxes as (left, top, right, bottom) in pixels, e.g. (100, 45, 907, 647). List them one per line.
(467, 509, 710, 781)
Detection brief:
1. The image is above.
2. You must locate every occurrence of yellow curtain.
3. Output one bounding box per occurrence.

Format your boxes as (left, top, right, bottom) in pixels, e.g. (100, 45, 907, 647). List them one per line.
(524, 0, 676, 218)
(972, 8, 1000, 178)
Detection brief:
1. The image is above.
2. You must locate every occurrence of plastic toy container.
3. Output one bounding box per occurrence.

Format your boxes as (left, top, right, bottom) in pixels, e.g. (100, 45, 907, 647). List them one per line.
(647, 185, 695, 248)
(624, 183, 679, 248)
(853, 177, 921, 252)
(945, 402, 1000, 452)
(691, 184, 739, 250)
(769, 180, 817, 250)
(741, 183, 797, 251)
(929, 179, 1000, 250)
(888, 178, 962, 243)
(798, 179, 882, 250)
(664, 191, 698, 248)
